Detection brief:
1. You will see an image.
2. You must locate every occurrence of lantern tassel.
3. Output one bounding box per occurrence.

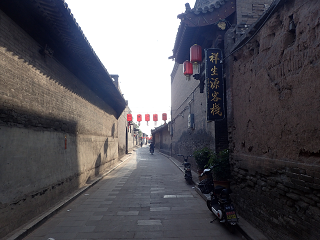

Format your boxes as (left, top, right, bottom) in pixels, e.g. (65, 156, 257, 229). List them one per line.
(193, 63, 200, 74)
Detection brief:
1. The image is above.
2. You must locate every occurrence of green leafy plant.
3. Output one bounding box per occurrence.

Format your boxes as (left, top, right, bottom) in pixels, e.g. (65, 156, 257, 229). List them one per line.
(207, 149, 231, 181)
(193, 147, 213, 170)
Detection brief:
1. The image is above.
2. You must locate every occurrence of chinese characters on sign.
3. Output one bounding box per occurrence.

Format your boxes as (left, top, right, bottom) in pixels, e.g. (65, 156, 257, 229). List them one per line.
(205, 48, 225, 121)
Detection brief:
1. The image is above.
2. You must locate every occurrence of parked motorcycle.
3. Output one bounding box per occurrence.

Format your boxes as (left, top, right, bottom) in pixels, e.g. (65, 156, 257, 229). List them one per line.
(198, 168, 215, 194)
(199, 165, 238, 229)
(149, 143, 154, 155)
(177, 154, 193, 184)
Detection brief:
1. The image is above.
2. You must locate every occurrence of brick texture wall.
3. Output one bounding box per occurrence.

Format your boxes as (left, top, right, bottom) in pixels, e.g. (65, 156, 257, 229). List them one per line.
(0, 9, 122, 238)
(118, 106, 136, 157)
(226, 0, 320, 239)
(236, 0, 273, 35)
(171, 63, 215, 171)
(152, 124, 171, 155)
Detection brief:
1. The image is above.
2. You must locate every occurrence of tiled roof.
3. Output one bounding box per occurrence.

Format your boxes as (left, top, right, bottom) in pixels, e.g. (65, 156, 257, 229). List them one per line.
(177, 0, 235, 27)
(151, 123, 168, 134)
(0, 0, 126, 118)
(194, 0, 224, 10)
(171, 0, 235, 63)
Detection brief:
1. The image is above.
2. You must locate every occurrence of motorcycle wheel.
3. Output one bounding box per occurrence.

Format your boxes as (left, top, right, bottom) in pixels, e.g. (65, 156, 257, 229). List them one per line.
(226, 222, 236, 233)
(198, 178, 214, 194)
(186, 178, 193, 184)
(206, 200, 213, 212)
(185, 172, 192, 184)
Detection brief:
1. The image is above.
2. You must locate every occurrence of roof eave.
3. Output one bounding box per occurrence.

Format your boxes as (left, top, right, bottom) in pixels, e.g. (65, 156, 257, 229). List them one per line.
(171, 0, 235, 63)
(0, 0, 126, 118)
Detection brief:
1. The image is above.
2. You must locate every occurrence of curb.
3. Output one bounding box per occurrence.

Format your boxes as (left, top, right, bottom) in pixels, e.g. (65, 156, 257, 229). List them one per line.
(159, 151, 268, 240)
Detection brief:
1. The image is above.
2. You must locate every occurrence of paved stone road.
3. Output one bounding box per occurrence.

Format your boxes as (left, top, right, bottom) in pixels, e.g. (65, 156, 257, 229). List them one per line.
(23, 147, 244, 240)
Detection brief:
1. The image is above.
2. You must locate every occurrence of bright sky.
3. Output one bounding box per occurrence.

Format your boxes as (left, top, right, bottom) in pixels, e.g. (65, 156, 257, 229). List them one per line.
(65, 0, 196, 135)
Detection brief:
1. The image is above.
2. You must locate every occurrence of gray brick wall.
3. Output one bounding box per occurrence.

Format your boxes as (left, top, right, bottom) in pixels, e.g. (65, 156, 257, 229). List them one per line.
(0, 9, 122, 238)
(118, 106, 136, 157)
(171, 63, 215, 171)
(152, 124, 171, 155)
(236, 0, 273, 35)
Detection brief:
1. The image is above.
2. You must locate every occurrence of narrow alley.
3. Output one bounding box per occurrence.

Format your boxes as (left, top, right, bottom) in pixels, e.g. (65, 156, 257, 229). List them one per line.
(22, 147, 243, 240)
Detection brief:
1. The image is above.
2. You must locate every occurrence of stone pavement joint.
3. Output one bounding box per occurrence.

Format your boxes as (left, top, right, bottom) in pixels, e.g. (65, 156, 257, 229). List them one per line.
(6, 147, 265, 240)
(159, 150, 269, 240)
(6, 152, 134, 240)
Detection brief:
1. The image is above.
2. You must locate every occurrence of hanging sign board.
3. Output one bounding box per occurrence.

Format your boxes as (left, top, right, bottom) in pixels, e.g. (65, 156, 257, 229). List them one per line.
(205, 48, 225, 121)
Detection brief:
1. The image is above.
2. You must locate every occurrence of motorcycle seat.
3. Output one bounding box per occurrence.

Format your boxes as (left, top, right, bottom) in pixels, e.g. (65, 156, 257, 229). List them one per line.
(219, 188, 232, 201)
(214, 186, 225, 194)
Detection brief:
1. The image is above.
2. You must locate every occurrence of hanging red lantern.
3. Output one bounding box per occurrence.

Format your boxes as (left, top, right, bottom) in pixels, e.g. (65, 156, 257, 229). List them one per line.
(190, 44, 202, 64)
(145, 114, 150, 126)
(153, 114, 158, 121)
(162, 113, 167, 123)
(153, 114, 158, 126)
(137, 114, 142, 126)
(183, 60, 193, 80)
(191, 44, 202, 75)
(127, 114, 132, 122)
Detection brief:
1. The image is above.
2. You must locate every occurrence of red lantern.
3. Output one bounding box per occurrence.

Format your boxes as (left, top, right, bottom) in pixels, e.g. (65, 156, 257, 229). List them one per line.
(183, 60, 193, 80)
(145, 114, 150, 126)
(153, 114, 158, 126)
(162, 113, 167, 123)
(162, 113, 167, 121)
(127, 114, 132, 122)
(137, 114, 142, 125)
(153, 114, 158, 121)
(190, 44, 202, 64)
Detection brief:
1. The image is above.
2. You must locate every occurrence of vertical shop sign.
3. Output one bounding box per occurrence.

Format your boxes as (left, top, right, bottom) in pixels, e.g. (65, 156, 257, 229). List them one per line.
(205, 48, 225, 121)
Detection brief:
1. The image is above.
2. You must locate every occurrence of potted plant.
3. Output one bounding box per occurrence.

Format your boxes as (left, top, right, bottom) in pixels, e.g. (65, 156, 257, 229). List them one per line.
(207, 149, 231, 189)
(193, 147, 213, 179)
